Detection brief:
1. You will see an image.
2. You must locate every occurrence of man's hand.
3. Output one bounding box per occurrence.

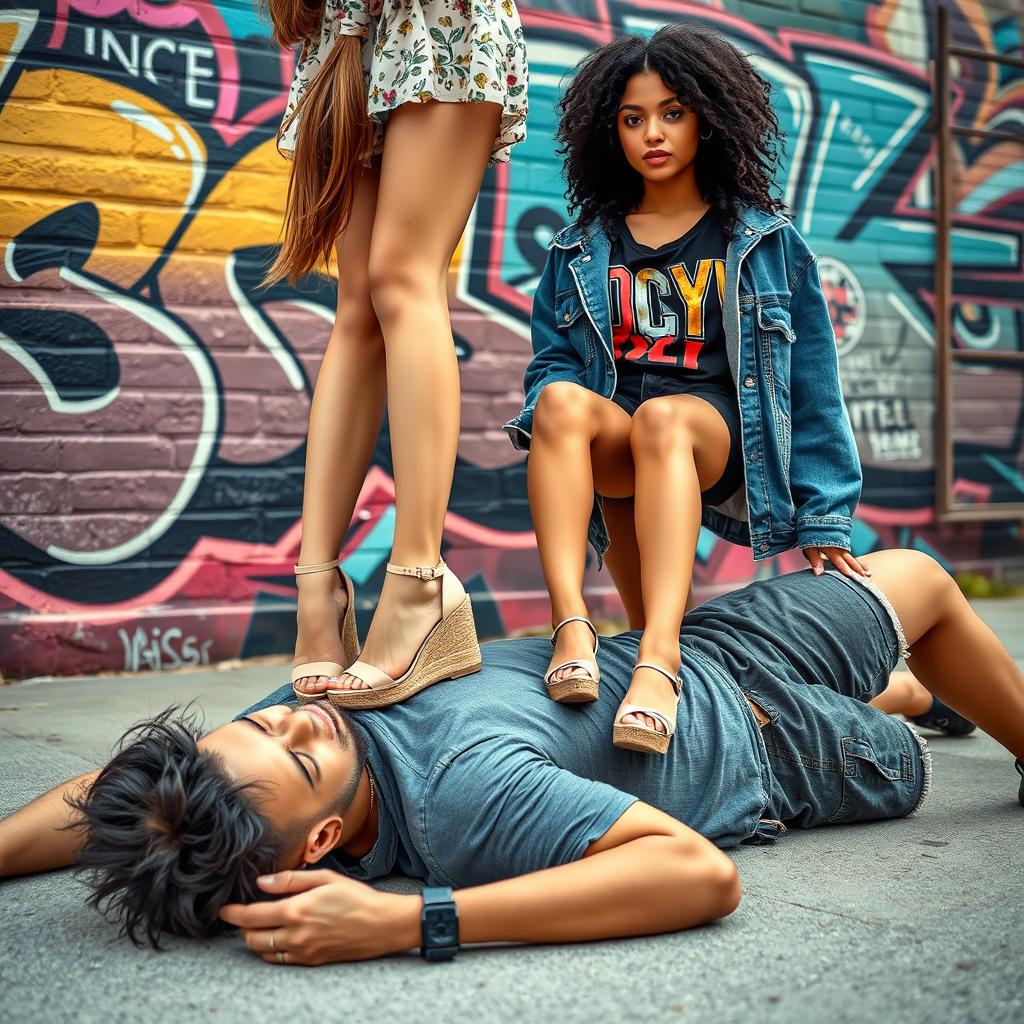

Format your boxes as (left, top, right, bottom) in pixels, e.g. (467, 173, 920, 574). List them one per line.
(802, 546, 871, 579)
(219, 869, 419, 965)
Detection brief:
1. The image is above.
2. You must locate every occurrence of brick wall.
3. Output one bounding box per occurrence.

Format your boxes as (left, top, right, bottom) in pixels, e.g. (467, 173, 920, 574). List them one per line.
(1, 0, 1022, 678)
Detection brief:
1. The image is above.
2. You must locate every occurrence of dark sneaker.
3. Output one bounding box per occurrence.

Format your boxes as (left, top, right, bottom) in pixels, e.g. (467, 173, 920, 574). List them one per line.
(911, 697, 977, 736)
(1016, 759, 1023, 808)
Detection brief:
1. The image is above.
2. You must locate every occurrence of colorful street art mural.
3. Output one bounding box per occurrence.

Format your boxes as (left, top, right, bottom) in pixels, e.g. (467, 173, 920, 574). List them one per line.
(1, 0, 1022, 677)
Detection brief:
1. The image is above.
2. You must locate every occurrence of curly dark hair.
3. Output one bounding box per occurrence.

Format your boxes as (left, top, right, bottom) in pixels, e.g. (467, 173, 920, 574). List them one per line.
(556, 22, 786, 237)
(65, 706, 362, 948)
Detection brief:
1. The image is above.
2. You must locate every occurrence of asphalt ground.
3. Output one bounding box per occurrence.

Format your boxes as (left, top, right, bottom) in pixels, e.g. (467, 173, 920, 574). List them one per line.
(2, 598, 1023, 1024)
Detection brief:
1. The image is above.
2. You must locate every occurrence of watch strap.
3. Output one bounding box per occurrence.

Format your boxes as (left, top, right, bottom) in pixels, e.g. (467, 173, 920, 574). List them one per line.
(420, 886, 459, 962)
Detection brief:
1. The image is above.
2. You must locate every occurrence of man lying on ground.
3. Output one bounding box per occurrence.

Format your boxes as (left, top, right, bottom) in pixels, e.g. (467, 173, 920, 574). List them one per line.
(2, 550, 1022, 965)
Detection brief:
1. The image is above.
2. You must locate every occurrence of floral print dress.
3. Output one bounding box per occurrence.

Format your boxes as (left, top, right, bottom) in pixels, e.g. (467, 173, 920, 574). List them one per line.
(278, 0, 528, 166)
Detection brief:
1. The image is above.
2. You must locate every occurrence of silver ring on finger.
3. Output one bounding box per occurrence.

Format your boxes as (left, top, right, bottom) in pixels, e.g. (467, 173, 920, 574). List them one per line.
(275, 950, 286, 965)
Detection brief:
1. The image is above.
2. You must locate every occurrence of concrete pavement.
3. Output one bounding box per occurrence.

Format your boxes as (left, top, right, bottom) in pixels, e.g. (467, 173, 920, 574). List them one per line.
(2, 600, 1023, 1024)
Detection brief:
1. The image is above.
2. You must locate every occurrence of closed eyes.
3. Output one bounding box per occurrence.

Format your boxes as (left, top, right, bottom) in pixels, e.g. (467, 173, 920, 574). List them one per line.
(241, 717, 320, 787)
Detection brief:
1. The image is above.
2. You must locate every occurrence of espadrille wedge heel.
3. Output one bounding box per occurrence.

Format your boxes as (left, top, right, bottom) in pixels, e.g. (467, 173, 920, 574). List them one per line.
(291, 560, 360, 704)
(612, 662, 682, 756)
(328, 558, 481, 710)
(544, 616, 601, 703)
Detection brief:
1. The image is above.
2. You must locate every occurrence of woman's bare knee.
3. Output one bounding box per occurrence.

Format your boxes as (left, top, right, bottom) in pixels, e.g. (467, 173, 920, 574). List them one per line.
(533, 381, 594, 440)
(630, 397, 691, 457)
(365, 251, 442, 331)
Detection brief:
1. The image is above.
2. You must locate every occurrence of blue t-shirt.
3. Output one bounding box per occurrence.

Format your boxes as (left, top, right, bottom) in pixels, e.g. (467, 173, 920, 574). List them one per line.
(238, 634, 770, 888)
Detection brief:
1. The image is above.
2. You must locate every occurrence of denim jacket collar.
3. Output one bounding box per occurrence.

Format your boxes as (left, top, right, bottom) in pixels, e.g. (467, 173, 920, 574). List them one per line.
(548, 204, 789, 251)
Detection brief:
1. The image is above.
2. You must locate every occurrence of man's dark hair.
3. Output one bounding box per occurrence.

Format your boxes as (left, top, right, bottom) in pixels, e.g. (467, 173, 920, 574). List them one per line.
(557, 23, 786, 237)
(66, 705, 363, 948)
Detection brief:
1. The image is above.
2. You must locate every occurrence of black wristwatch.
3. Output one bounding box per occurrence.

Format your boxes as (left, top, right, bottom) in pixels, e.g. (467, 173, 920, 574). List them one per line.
(420, 886, 459, 962)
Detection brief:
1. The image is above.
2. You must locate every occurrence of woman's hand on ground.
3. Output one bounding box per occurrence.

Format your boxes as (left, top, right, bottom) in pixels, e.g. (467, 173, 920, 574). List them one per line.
(802, 547, 871, 578)
(219, 869, 419, 965)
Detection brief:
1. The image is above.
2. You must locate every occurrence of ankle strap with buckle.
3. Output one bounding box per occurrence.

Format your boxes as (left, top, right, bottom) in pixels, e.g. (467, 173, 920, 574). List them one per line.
(632, 662, 682, 696)
(386, 559, 447, 582)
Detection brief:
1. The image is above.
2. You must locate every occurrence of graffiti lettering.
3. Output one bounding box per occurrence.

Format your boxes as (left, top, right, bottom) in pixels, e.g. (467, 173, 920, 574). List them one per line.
(118, 626, 214, 673)
(0, 0, 1021, 678)
(82, 26, 217, 110)
(838, 116, 877, 165)
(848, 397, 923, 463)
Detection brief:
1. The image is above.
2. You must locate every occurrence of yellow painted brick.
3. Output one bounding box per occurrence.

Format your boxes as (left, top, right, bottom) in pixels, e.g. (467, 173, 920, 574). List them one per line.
(0, 148, 58, 190)
(7, 68, 56, 100)
(131, 118, 207, 163)
(138, 209, 200, 248)
(2, 144, 199, 210)
(171, 206, 284, 253)
(204, 168, 288, 215)
(0, 191, 139, 248)
(0, 103, 134, 155)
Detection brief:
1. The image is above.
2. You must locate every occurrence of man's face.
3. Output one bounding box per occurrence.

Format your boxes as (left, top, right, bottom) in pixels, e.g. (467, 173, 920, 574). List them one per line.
(199, 701, 358, 862)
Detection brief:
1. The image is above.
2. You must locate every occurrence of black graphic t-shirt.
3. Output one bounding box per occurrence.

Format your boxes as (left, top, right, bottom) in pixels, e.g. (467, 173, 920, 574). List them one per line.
(608, 209, 733, 390)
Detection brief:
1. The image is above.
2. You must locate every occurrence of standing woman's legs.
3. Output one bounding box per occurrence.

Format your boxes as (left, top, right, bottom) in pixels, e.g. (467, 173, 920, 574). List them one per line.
(293, 164, 387, 696)
(335, 100, 501, 688)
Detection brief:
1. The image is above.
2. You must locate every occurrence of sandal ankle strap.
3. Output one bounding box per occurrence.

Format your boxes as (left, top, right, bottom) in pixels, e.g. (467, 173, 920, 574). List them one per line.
(294, 558, 340, 575)
(386, 559, 446, 582)
(551, 616, 599, 652)
(632, 661, 682, 695)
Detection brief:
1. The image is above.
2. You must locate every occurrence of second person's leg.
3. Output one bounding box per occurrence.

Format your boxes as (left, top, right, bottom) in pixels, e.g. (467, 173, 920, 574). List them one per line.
(529, 382, 633, 687)
(619, 394, 731, 739)
(857, 550, 1024, 761)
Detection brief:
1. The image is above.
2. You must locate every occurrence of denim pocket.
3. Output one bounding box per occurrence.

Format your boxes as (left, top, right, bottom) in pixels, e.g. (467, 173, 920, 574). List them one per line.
(756, 302, 796, 343)
(554, 290, 595, 366)
(827, 735, 917, 825)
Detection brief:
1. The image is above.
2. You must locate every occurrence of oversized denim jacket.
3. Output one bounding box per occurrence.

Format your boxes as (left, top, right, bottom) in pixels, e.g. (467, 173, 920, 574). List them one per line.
(502, 206, 862, 564)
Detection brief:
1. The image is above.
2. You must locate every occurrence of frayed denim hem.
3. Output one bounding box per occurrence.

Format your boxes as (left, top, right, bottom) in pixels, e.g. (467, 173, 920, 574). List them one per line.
(904, 723, 933, 815)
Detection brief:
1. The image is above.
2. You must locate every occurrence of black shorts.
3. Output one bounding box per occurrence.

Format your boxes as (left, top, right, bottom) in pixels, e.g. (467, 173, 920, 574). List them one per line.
(611, 367, 744, 507)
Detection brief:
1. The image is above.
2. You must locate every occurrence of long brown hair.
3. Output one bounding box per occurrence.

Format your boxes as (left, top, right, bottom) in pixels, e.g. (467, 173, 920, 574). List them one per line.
(261, 0, 373, 286)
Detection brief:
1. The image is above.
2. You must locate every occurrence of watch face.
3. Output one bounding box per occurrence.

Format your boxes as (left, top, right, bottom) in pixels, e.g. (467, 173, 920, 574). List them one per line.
(424, 907, 457, 944)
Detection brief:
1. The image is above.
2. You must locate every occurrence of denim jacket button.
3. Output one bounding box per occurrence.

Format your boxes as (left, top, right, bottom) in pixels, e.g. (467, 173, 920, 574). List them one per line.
(581, 255, 592, 262)
(747, 452, 759, 463)
(759, 543, 769, 552)
(743, 376, 755, 388)
(563, 313, 572, 322)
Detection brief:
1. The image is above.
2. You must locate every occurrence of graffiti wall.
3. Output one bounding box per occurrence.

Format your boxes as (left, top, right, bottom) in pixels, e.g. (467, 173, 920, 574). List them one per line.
(1, 0, 1022, 678)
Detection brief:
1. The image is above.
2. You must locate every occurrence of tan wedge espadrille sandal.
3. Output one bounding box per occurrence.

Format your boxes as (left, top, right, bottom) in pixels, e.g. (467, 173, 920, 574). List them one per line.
(544, 615, 601, 703)
(611, 662, 682, 756)
(291, 559, 360, 704)
(328, 558, 481, 710)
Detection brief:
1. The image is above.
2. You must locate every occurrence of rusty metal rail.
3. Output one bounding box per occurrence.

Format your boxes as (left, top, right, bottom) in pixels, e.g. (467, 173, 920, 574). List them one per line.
(933, 6, 1024, 523)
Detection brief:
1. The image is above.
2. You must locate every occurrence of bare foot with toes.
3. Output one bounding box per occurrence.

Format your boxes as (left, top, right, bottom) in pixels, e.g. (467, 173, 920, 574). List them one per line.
(619, 659, 681, 734)
(292, 570, 350, 698)
(546, 618, 599, 684)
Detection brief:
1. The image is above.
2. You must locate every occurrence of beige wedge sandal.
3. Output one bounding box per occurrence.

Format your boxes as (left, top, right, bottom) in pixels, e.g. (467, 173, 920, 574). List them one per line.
(291, 559, 361, 704)
(544, 616, 601, 703)
(328, 558, 481, 710)
(612, 662, 682, 756)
